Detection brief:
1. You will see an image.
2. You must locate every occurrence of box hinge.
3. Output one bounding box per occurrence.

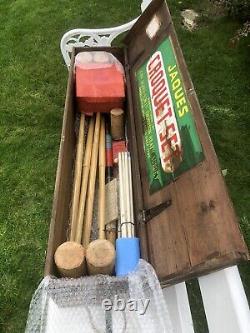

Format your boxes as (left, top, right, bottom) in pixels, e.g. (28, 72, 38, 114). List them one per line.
(138, 199, 172, 224)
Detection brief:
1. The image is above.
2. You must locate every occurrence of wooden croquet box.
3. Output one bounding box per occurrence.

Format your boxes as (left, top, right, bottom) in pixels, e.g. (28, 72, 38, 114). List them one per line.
(45, 0, 249, 285)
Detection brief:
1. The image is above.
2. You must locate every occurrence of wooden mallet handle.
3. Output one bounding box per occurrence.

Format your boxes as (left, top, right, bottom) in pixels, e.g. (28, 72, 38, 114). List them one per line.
(86, 115, 116, 276)
(82, 113, 101, 248)
(98, 116, 106, 240)
(75, 117, 95, 243)
(70, 113, 85, 241)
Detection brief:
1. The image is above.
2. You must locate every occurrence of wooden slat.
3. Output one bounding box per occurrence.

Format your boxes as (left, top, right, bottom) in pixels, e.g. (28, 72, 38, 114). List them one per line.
(44, 51, 76, 276)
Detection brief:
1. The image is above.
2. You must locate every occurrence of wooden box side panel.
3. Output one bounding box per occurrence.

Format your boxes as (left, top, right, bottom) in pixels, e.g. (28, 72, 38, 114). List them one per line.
(44, 55, 76, 276)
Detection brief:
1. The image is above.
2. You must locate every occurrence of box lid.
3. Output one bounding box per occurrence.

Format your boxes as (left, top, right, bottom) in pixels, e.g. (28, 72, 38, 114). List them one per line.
(123, 0, 249, 284)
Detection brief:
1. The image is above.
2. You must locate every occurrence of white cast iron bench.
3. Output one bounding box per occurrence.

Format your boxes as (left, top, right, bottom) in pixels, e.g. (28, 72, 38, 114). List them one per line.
(60, 1, 250, 332)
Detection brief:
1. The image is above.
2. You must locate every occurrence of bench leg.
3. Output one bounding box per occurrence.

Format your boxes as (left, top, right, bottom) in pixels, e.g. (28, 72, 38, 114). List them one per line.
(162, 282, 195, 333)
(198, 266, 250, 333)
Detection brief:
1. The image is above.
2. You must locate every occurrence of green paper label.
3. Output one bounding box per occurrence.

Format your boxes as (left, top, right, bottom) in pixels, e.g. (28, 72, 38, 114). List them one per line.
(136, 37, 204, 193)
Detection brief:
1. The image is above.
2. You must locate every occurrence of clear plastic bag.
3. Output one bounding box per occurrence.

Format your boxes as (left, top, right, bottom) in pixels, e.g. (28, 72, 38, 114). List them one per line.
(25, 260, 173, 333)
(75, 51, 124, 74)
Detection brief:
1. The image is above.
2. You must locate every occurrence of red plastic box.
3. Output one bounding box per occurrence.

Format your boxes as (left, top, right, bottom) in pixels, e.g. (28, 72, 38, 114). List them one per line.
(75, 52, 125, 114)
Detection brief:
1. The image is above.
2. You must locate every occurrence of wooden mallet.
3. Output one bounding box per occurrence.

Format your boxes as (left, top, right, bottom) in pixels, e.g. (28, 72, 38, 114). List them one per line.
(86, 115, 116, 275)
(54, 115, 96, 278)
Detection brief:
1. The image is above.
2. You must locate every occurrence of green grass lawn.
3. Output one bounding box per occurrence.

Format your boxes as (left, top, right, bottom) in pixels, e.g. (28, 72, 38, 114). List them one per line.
(0, 0, 249, 332)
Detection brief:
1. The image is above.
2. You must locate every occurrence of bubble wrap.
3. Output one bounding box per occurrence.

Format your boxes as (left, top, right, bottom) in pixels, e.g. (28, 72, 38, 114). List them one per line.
(25, 260, 173, 333)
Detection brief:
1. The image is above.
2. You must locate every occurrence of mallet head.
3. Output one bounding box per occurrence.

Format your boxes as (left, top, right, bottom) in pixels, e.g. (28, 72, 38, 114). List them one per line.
(86, 239, 115, 275)
(54, 241, 85, 278)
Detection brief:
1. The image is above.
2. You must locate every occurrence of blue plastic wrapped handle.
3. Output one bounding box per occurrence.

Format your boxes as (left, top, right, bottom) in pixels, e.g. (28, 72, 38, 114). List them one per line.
(115, 237, 140, 276)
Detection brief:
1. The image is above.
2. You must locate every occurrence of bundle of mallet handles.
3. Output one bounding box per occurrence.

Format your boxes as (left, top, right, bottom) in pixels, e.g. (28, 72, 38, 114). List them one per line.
(55, 113, 115, 278)
(54, 112, 140, 278)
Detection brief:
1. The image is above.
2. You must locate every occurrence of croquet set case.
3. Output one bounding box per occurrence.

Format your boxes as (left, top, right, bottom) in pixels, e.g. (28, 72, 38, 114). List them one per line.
(45, 0, 249, 286)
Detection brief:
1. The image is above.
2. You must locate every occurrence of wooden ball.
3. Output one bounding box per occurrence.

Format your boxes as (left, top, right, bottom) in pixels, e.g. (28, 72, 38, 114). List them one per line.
(86, 239, 115, 275)
(54, 241, 85, 278)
